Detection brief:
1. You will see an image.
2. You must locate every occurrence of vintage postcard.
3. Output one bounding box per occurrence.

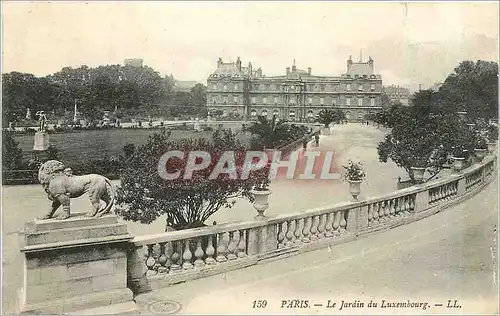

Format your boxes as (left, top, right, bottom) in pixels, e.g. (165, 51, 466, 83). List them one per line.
(1, 1, 499, 315)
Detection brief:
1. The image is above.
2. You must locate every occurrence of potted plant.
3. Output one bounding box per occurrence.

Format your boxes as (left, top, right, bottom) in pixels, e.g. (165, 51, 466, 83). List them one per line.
(342, 160, 366, 201)
(410, 164, 426, 183)
(474, 137, 488, 163)
(451, 146, 466, 172)
(250, 185, 272, 219)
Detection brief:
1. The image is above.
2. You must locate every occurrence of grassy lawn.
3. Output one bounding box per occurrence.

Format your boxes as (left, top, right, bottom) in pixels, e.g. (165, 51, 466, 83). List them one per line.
(15, 128, 251, 166)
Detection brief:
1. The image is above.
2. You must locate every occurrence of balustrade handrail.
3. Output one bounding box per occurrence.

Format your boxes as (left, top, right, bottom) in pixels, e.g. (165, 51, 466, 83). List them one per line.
(131, 154, 496, 247)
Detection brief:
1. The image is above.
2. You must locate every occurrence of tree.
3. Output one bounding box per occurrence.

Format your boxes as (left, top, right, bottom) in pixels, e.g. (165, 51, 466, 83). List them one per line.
(2, 131, 24, 170)
(190, 83, 207, 107)
(115, 129, 270, 230)
(316, 109, 344, 127)
(377, 105, 474, 182)
(410, 89, 440, 107)
(248, 115, 291, 149)
(438, 60, 498, 119)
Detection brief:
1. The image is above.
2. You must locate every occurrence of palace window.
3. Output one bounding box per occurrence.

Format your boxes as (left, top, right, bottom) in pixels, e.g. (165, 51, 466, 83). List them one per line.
(346, 98, 351, 106)
(223, 84, 227, 91)
(213, 83, 217, 90)
(233, 96, 238, 103)
(346, 84, 351, 91)
(265, 84, 270, 90)
(320, 97, 324, 105)
(223, 97, 228, 104)
(274, 97, 279, 104)
(263, 97, 268, 104)
(308, 97, 312, 105)
(251, 97, 256, 104)
(212, 97, 217, 104)
(254, 84, 259, 90)
(370, 84, 375, 91)
(358, 97, 363, 106)
(370, 98, 375, 106)
(320, 85, 325, 91)
(358, 84, 363, 91)
(234, 83, 239, 91)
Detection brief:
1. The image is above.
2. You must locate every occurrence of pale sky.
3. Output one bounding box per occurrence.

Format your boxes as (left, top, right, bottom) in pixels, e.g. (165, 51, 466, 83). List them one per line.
(2, 1, 499, 91)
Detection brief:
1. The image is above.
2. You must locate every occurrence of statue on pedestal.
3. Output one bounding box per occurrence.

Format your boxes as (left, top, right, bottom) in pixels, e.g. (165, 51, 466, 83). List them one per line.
(35, 111, 47, 131)
(33, 111, 50, 151)
(38, 160, 116, 220)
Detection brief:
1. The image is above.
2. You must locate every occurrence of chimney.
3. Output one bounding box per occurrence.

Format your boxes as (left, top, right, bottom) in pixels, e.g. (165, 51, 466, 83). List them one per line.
(257, 67, 262, 77)
(308, 67, 311, 75)
(292, 64, 296, 72)
(248, 62, 253, 74)
(286, 67, 290, 75)
(217, 57, 223, 68)
(347, 55, 353, 73)
(236, 57, 242, 71)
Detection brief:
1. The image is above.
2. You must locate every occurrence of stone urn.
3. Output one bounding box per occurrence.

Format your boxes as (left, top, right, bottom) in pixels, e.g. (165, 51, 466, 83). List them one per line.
(451, 157, 465, 172)
(488, 142, 496, 154)
(347, 179, 362, 201)
(33, 131, 49, 151)
(411, 167, 426, 183)
(251, 188, 272, 219)
(474, 148, 487, 163)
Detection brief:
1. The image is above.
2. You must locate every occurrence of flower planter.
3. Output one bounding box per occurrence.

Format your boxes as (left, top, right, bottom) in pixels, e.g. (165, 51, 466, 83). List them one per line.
(322, 126, 331, 136)
(251, 189, 272, 219)
(487, 142, 496, 154)
(347, 179, 362, 201)
(410, 167, 426, 183)
(451, 157, 465, 172)
(474, 148, 487, 163)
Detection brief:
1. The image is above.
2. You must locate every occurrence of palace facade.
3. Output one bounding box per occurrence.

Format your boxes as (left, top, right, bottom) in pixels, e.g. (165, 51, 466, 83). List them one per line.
(206, 55, 383, 121)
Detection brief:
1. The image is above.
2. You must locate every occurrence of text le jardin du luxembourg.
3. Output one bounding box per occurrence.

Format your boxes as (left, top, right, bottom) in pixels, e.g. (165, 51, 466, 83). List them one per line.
(252, 299, 463, 311)
(157, 150, 342, 180)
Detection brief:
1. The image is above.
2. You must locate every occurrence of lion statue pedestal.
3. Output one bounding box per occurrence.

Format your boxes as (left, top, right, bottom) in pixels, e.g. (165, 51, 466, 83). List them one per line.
(17, 160, 136, 314)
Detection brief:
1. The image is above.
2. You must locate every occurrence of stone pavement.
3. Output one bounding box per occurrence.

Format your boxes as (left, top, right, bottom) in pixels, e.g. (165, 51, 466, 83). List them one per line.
(129, 177, 498, 315)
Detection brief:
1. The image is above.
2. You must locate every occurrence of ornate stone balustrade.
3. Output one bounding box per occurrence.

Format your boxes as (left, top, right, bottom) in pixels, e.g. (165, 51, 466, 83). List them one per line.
(128, 154, 497, 294)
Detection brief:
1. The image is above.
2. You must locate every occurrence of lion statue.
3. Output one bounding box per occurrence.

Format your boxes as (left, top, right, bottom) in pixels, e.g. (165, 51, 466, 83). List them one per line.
(38, 160, 116, 220)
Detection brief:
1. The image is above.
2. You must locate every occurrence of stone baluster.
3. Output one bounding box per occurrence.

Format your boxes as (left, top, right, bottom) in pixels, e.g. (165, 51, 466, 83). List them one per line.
(182, 239, 193, 270)
(404, 196, 410, 215)
(301, 217, 311, 243)
(367, 204, 373, 225)
(170, 241, 182, 273)
(310, 216, 319, 240)
(277, 222, 286, 248)
(193, 239, 205, 268)
(205, 235, 216, 265)
(389, 199, 396, 218)
(237, 230, 247, 258)
(285, 220, 294, 246)
(227, 231, 237, 260)
(378, 202, 385, 220)
(409, 196, 415, 211)
(145, 244, 157, 276)
(325, 213, 334, 237)
(372, 203, 379, 223)
(157, 242, 169, 273)
(340, 210, 347, 232)
(332, 211, 341, 234)
(294, 219, 303, 244)
(317, 215, 326, 239)
(216, 233, 228, 263)
(383, 201, 390, 219)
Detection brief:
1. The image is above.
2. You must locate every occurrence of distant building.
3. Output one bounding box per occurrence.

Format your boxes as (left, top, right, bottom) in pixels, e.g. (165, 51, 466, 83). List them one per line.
(124, 59, 144, 67)
(206, 55, 383, 121)
(173, 81, 200, 92)
(429, 82, 443, 92)
(383, 85, 410, 106)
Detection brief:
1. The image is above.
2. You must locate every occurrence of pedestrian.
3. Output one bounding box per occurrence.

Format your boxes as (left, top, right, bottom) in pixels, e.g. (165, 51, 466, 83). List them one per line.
(314, 134, 320, 147)
(302, 138, 308, 150)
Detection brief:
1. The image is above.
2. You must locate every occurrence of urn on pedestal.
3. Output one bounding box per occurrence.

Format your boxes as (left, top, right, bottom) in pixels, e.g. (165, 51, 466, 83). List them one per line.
(342, 160, 366, 201)
(250, 187, 272, 219)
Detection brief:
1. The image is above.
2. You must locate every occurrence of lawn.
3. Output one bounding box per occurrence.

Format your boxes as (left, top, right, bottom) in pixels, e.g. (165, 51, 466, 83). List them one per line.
(14, 128, 252, 166)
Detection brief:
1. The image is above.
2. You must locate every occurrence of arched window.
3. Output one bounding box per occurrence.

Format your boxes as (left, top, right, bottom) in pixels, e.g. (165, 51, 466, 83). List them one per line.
(273, 110, 279, 117)
(261, 110, 268, 117)
(251, 110, 257, 117)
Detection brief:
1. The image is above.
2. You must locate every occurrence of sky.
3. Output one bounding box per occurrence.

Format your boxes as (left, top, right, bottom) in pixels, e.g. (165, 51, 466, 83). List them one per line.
(2, 1, 499, 92)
